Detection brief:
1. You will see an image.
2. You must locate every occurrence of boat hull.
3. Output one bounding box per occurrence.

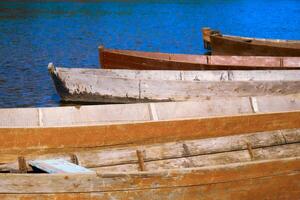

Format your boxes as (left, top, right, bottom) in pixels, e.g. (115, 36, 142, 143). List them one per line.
(202, 27, 300, 56)
(99, 46, 300, 70)
(49, 66, 300, 103)
(211, 35, 300, 56)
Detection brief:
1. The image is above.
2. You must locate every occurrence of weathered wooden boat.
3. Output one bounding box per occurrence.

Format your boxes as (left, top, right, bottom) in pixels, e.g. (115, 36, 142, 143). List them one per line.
(1, 127, 300, 199)
(202, 27, 300, 56)
(1, 102, 300, 199)
(48, 63, 300, 103)
(1, 109, 300, 163)
(99, 46, 300, 70)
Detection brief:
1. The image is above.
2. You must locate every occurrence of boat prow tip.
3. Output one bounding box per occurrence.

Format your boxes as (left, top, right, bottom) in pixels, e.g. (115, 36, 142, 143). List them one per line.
(99, 45, 104, 50)
(48, 62, 56, 74)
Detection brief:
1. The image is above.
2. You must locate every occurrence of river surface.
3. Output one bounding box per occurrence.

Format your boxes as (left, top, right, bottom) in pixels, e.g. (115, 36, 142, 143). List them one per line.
(0, 0, 300, 108)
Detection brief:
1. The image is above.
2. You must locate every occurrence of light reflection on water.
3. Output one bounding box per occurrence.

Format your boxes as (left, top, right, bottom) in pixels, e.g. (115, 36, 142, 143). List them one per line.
(0, 0, 299, 108)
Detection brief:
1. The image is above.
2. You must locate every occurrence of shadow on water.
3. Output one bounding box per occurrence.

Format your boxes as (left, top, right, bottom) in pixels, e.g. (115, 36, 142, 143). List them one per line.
(0, 0, 300, 108)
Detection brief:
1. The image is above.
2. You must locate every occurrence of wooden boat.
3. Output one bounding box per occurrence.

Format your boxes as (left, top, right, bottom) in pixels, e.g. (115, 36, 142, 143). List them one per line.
(48, 63, 300, 103)
(99, 46, 300, 70)
(1, 102, 300, 198)
(202, 27, 300, 56)
(1, 109, 300, 162)
(1, 126, 299, 199)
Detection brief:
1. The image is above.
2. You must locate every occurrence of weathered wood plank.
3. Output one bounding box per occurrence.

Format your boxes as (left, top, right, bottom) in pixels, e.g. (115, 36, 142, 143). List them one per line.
(1, 111, 300, 151)
(2, 94, 300, 127)
(63, 67, 300, 81)
(282, 128, 300, 143)
(1, 173, 299, 200)
(92, 143, 300, 172)
(140, 79, 300, 102)
(0, 157, 299, 195)
(1, 174, 299, 200)
(77, 128, 294, 168)
(1, 129, 298, 172)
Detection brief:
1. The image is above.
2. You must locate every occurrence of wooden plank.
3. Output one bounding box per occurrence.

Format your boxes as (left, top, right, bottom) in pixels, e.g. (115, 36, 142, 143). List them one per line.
(1, 173, 299, 200)
(140, 79, 300, 102)
(0, 108, 39, 127)
(209, 55, 282, 67)
(56, 67, 300, 81)
(92, 143, 300, 172)
(99, 46, 300, 70)
(282, 128, 300, 143)
(284, 57, 300, 68)
(0, 157, 299, 195)
(1, 111, 300, 151)
(3, 94, 300, 128)
(2, 128, 297, 171)
(255, 94, 300, 112)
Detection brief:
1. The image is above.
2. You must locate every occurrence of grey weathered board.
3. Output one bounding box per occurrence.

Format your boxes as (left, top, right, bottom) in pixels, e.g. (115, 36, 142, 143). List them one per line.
(1, 94, 300, 128)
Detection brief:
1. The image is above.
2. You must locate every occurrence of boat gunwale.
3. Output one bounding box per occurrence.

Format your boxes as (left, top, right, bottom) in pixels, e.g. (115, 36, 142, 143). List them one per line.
(54, 66, 300, 82)
(1, 109, 300, 129)
(212, 34, 300, 50)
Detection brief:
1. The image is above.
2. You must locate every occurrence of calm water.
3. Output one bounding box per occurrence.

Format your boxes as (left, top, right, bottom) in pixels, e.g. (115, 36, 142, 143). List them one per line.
(0, 0, 300, 108)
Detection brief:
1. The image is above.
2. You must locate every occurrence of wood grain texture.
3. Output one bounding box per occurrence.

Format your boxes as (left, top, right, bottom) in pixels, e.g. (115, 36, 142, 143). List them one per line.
(94, 143, 300, 172)
(1, 111, 300, 152)
(99, 46, 300, 70)
(0, 157, 299, 200)
(2, 94, 300, 128)
(2, 128, 298, 171)
(202, 27, 300, 56)
(49, 66, 300, 103)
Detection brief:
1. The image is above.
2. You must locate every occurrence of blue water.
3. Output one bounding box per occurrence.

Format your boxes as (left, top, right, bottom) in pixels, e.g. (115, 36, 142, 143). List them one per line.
(0, 0, 300, 108)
